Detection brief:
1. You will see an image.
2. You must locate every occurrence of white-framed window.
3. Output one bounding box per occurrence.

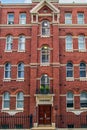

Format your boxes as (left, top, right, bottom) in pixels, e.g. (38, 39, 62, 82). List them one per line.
(7, 13, 14, 24)
(6, 35, 13, 51)
(66, 62, 73, 77)
(41, 20, 50, 36)
(18, 35, 25, 51)
(67, 92, 74, 108)
(66, 35, 73, 51)
(3, 92, 10, 109)
(80, 62, 86, 77)
(65, 13, 72, 24)
(19, 13, 26, 24)
(16, 92, 24, 109)
(4, 63, 11, 79)
(40, 74, 50, 88)
(78, 35, 85, 51)
(18, 63, 24, 79)
(77, 13, 84, 24)
(80, 92, 87, 108)
(41, 46, 50, 64)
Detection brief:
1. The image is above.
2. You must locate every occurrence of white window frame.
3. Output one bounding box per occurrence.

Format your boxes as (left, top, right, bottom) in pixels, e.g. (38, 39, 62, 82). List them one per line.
(66, 92, 74, 109)
(40, 74, 50, 88)
(66, 35, 73, 51)
(41, 20, 50, 37)
(7, 13, 14, 24)
(41, 46, 50, 65)
(19, 13, 26, 24)
(16, 92, 24, 110)
(65, 13, 72, 24)
(17, 63, 24, 80)
(4, 63, 11, 80)
(77, 13, 84, 24)
(2, 92, 10, 110)
(78, 35, 85, 52)
(18, 35, 25, 52)
(6, 35, 13, 51)
(80, 92, 87, 108)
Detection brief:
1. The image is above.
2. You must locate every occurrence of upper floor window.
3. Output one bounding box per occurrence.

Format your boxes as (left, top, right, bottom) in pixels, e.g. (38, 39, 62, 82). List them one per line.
(78, 35, 85, 51)
(19, 13, 26, 24)
(7, 13, 14, 24)
(66, 35, 73, 51)
(18, 63, 24, 79)
(77, 13, 84, 24)
(41, 46, 50, 64)
(18, 35, 25, 51)
(66, 62, 73, 77)
(41, 74, 50, 88)
(16, 92, 24, 109)
(5, 63, 11, 79)
(65, 13, 72, 24)
(80, 62, 86, 77)
(67, 92, 74, 108)
(6, 35, 13, 51)
(3, 92, 10, 109)
(80, 92, 87, 108)
(41, 21, 50, 36)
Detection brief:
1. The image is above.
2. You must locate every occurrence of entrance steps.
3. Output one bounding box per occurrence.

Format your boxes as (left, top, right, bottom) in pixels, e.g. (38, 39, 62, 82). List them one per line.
(31, 126, 56, 130)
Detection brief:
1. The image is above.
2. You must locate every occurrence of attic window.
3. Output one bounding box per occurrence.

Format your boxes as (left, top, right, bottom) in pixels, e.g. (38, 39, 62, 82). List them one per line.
(43, 10, 48, 13)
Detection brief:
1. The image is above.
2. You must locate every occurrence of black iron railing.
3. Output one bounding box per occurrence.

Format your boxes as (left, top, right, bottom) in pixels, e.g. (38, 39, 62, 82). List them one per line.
(56, 114, 87, 128)
(36, 88, 53, 94)
(0, 114, 33, 129)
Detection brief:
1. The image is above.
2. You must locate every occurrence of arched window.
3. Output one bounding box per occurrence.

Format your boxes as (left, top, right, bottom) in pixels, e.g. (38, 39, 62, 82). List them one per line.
(41, 20, 50, 36)
(80, 62, 86, 77)
(41, 46, 50, 64)
(66, 35, 73, 51)
(66, 62, 73, 77)
(18, 35, 25, 51)
(78, 35, 85, 51)
(3, 92, 10, 109)
(5, 63, 11, 78)
(40, 74, 50, 94)
(16, 92, 24, 109)
(6, 35, 13, 51)
(18, 63, 24, 78)
(80, 92, 87, 107)
(67, 92, 73, 108)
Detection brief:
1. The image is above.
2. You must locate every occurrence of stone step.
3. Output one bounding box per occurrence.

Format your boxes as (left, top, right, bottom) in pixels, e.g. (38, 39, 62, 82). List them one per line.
(31, 126, 56, 130)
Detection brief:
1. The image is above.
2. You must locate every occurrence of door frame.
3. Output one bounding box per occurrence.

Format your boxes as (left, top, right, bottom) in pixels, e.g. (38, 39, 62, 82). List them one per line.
(38, 105, 52, 125)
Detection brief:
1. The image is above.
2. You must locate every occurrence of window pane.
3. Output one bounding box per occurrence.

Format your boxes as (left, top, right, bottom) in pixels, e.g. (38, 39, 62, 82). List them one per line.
(66, 36, 72, 50)
(19, 13, 26, 24)
(5, 63, 11, 78)
(80, 63, 86, 77)
(6, 36, 13, 51)
(66, 63, 73, 77)
(42, 21, 50, 36)
(77, 13, 84, 24)
(18, 63, 24, 78)
(41, 74, 49, 87)
(19, 36, 25, 51)
(65, 13, 72, 24)
(78, 36, 85, 50)
(41, 46, 49, 63)
(8, 13, 14, 24)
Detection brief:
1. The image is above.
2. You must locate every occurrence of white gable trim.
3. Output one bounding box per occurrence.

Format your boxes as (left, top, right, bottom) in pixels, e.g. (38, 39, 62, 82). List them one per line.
(30, 0, 60, 14)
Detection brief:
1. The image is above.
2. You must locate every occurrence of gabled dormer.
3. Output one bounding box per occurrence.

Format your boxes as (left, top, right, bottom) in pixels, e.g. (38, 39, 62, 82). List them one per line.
(30, 0, 60, 24)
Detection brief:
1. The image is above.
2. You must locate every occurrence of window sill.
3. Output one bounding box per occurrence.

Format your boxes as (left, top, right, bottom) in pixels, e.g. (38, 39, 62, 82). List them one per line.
(40, 63, 50, 66)
(66, 77, 74, 81)
(80, 77, 87, 81)
(16, 78, 24, 81)
(41, 35, 50, 38)
(66, 49, 73, 52)
(1, 109, 24, 115)
(18, 50, 25, 52)
(79, 49, 86, 52)
(3, 78, 11, 82)
(5, 50, 12, 52)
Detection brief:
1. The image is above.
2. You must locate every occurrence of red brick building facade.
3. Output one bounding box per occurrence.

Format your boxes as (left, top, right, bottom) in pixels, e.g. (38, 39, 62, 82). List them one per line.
(0, 0, 87, 128)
